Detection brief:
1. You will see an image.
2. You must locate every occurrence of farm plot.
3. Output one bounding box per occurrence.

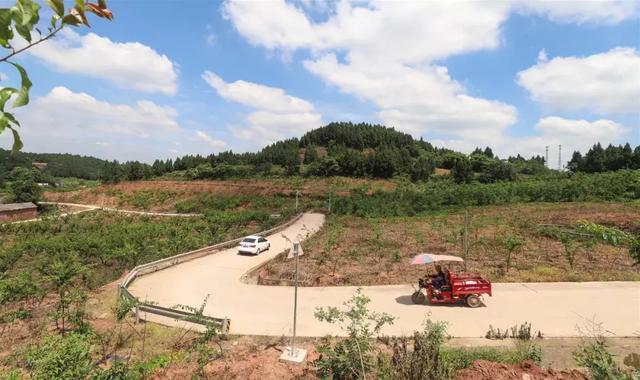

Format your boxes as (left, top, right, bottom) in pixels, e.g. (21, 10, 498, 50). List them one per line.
(260, 202, 640, 285)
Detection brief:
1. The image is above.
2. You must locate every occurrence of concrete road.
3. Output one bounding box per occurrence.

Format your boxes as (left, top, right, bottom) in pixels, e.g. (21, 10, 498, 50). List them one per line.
(129, 213, 640, 338)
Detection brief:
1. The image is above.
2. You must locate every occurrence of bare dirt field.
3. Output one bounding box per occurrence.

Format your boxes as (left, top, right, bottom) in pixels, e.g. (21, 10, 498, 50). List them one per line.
(43, 178, 396, 212)
(261, 202, 640, 285)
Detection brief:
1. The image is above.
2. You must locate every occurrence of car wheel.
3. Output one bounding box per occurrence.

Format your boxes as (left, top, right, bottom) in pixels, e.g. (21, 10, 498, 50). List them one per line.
(466, 294, 482, 308)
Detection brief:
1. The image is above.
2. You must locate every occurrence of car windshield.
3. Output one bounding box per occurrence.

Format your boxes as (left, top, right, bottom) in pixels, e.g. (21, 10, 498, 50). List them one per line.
(242, 238, 256, 243)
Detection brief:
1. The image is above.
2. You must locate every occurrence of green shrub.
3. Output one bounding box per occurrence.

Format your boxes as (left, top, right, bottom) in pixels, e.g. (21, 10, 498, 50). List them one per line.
(387, 320, 452, 380)
(314, 289, 394, 380)
(26, 334, 94, 380)
(573, 337, 639, 380)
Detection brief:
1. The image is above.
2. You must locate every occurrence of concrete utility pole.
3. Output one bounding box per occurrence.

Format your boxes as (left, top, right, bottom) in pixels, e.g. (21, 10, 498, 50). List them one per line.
(280, 241, 306, 363)
(463, 210, 469, 272)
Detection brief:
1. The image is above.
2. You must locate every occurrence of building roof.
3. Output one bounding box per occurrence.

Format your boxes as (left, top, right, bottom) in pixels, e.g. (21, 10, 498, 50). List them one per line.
(0, 202, 38, 212)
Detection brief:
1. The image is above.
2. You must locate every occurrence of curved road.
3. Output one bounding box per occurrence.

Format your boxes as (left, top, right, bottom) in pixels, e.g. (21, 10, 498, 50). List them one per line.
(129, 213, 640, 337)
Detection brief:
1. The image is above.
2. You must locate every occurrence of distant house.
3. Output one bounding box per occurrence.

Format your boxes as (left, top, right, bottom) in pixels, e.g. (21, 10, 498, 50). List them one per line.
(0, 202, 38, 222)
(32, 162, 48, 170)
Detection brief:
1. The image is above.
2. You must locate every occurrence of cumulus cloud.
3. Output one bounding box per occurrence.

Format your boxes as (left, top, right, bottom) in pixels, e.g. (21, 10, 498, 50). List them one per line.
(203, 71, 314, 113)
(223, 0, 509, 64)
(223, 0, 516, 140)
(517, 47, 640, 114)
(0, 87, 227, 162)
(305, 55, 517, 139)
(28, 29, 178, 95)
(202, 70, 321, 143)
(222, 0, 637, 156)
(22, 86, 179, 138)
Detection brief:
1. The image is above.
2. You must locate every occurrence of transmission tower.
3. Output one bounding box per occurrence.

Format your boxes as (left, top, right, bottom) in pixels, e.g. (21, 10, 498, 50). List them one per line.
(558, 144, 562, 171)
(545, 146, 549, 169)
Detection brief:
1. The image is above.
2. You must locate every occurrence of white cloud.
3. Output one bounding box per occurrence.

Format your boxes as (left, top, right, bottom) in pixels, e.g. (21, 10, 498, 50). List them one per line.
(202, 71, 321, 143)
(305, 55, 517, 139)
(28, 29, 178, 95)
(514, 0, 639, 25)
(203, 71, 313, 113)
(0, 86, 228, 162)
(517, 47, 640, 114)
(431, 116, 630, 165)
(223, 0, 510, 64)
(195, 130, 227, 149)
(22, 86, 179, 138)
(223, 0, 516, 140)
(222, 0, 638, 153)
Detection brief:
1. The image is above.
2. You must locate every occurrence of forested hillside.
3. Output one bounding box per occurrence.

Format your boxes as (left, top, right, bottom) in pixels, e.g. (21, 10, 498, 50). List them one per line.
(126, 122, 552, 183)
(0, 148, 109, 180)
(2, 123, 639, 184)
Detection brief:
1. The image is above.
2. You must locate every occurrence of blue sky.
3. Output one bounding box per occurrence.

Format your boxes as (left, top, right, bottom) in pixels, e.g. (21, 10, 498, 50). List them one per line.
(0, 0, 638, 163)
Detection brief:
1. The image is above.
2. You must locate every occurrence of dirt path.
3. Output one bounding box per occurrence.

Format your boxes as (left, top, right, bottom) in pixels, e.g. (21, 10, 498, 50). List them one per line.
(127, 213, 640, 338)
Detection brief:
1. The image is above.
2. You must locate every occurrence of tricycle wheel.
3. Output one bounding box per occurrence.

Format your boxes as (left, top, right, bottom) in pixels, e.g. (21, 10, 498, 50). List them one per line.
(466, 294, 482, 308)
(411, 291, 426, 305)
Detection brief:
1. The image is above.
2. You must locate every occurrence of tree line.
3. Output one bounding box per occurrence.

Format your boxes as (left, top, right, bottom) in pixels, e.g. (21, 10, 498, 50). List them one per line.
(0, 148, 108, 180)
(568, 143, 640, 173)
(102, 123, 550, 183)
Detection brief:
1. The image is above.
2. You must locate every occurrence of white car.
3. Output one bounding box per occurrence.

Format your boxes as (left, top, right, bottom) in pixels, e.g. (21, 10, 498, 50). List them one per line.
(238, 235, 270, 255)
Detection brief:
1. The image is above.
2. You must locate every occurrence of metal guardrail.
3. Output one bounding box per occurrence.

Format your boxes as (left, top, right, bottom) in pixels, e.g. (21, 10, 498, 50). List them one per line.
(118, 213, 304, 334)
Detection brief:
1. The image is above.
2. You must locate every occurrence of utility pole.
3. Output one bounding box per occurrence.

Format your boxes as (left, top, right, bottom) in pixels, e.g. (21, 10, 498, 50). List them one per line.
(558, 144, 562, 171)
(463, 210, 469, 272)
(327, 191, 332, 214)
(545, 146, 549, 169)
(280, 241, 306, 363)
(295, 190, 299, 212)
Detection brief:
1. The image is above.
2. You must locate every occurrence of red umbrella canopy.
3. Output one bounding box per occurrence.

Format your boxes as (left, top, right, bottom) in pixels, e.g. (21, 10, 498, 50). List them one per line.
(410, 253, 464, 265)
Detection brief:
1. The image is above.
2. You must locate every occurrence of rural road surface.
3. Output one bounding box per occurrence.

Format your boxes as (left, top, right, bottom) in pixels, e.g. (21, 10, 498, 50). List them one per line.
(128, 213, 640, 338)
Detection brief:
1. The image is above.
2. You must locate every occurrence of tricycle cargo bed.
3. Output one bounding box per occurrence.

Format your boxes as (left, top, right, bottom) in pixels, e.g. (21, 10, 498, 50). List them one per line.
(450, 273, 492, 296)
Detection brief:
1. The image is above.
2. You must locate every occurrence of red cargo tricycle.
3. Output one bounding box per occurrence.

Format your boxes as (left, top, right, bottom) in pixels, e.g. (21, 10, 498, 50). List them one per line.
(409, 253, 492, 308)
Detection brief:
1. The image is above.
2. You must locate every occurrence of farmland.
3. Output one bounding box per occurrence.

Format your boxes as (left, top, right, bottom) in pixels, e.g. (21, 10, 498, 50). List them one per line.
(261, 202, 640, 285)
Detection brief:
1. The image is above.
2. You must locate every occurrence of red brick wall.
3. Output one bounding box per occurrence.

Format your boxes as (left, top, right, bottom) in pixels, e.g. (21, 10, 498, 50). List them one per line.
(0, 209, 38, 222)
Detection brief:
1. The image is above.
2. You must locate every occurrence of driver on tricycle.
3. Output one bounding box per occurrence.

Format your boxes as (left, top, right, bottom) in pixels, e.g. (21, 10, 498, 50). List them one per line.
(429, 265, 446, 289)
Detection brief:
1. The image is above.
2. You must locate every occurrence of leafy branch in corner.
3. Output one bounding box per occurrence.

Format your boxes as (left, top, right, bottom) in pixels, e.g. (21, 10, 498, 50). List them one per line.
(0, 0, 113, 151)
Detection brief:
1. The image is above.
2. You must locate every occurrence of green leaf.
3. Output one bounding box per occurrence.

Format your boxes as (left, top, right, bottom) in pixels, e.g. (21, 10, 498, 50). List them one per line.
(62, 13, 81, 26)
(0, 87, 18, 111)
(4, 112, 20, 127)
(0, 113, 8, 133)
(0, 9, 14, 48)
(10, 126, 23, 152)
(9, 62, 32, 108)
(10, 0, 41, 42)
(45, 0, 64, 17)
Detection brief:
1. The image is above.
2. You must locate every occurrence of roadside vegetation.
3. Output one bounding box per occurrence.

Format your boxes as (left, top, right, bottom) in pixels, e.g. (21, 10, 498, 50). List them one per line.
(8, 286, 632, 379)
